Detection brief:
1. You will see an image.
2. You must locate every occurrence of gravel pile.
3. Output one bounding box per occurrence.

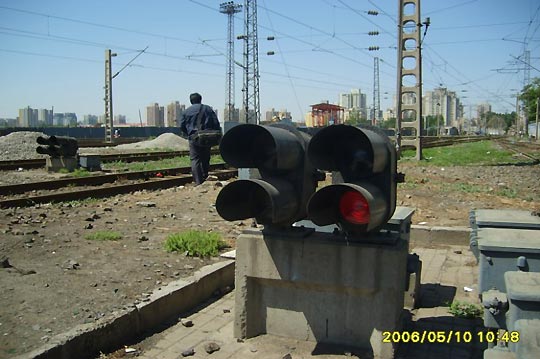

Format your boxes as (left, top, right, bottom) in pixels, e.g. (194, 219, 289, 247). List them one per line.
(0, 131, 48, 161)
(115, 133, 189, 151)
(0, 132, 190, 160)
(81, 133, 190, 155)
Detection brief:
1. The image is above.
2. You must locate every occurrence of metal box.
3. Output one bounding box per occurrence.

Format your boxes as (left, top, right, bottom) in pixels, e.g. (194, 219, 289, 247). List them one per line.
(504, 271, 540, 332)
(475, 228, 540, 294)
(470, 209, 540, 230)
(79, 155, 101, 171)
(511, 319, 540, 357)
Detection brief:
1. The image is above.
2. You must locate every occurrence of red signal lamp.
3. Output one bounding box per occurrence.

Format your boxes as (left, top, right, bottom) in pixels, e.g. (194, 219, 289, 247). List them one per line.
(339, 191, 370, 225)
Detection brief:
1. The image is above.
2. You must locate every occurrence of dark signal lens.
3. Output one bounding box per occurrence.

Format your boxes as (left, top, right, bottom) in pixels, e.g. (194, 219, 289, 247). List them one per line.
(339, 190, 370, 224)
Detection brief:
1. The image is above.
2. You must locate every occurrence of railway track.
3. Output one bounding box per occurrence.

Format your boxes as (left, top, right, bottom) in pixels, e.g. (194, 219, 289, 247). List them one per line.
(496, 138, 540, 163)
(1, 137, 486, 171)
(0, 149, 220, 171)
(0, 163, 236, 208)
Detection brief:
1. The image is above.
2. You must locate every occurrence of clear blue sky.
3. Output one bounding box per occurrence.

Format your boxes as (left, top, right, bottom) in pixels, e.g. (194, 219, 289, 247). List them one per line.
(0, 0, 538, 124)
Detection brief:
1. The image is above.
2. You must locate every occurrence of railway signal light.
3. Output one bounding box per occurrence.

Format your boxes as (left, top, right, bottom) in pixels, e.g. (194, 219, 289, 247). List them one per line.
(215, 123, 321, 229)
(36, 135, 79, 157)
(306, 125, 401, 235)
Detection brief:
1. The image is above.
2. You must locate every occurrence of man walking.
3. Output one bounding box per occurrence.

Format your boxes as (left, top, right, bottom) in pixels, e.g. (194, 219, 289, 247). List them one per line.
(180, 93, 222, 185)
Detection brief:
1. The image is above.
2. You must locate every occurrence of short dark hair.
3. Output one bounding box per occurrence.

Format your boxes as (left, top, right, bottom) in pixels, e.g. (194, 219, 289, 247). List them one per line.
(190, 93, 202, 104)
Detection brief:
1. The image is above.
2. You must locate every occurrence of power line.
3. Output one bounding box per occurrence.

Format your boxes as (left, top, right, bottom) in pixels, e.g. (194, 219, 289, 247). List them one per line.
(261, 0, 303, 118)
(0, 5, 199, 45)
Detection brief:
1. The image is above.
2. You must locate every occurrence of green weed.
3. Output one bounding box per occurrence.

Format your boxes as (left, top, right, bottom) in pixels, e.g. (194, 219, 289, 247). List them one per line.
(85, 231, 122, 241)
(448, 301, 483, 319)
(164, 230, 228, 257)
(103, 155, 223, 172)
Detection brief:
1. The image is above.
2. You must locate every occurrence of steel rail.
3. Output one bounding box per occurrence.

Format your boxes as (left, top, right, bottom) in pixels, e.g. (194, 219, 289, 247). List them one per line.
(0, 168, 237, 208)
(0, 163, 227, 195)
(496, 139, 540, 164)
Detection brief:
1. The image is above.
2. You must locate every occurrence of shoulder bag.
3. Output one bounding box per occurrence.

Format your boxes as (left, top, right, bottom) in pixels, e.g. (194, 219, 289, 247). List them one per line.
(190, 104, 222, 147)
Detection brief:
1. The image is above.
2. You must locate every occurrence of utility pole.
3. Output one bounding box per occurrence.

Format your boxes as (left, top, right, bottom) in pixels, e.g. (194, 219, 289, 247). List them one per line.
(373, 57, 381, 125)
(220, 2, 242, 123)
(240, 0, 260, 124)
(534, 97, 540, 142)
(104, 49, 116, 143)
(395, 0, 425, 160)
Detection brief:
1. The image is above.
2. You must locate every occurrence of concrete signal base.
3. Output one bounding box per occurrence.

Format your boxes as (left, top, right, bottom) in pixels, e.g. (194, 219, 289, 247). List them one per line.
(234, 228, 409, 359)
(45, 156, 78, 172)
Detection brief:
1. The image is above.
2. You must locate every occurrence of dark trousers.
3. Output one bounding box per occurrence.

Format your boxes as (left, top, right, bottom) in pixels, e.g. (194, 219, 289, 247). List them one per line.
(189, 141, 211, 185)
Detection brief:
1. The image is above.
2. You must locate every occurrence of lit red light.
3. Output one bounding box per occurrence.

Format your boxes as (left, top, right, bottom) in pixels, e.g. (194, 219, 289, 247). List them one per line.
(339, 191, 370, 224)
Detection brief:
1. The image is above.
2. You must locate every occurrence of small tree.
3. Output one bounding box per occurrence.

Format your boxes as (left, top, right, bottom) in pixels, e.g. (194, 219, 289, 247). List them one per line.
(520, 78, 540, 132)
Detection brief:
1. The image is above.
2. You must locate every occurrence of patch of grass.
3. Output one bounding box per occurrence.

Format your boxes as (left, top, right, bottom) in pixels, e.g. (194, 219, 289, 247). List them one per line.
(70, 168, 93, 177)
(164, 230, 228, 257)
(85, 231, 122, 241)
(56, 168, 92, 177)
(448, 301, 483, 319)
(104, 155, 223, 172)
(449, 182, 488, 194)
(401, 140, 522, 166)
(62, 197, 101, 207)
(497, 187, 518, 198)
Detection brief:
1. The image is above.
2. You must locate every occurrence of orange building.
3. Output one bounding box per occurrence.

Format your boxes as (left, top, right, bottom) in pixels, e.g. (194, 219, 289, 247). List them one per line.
(306, 103, 344, 127)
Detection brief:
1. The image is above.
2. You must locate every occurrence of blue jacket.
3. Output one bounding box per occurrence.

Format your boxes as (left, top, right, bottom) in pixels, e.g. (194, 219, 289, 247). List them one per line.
(180, 104, 221, 138)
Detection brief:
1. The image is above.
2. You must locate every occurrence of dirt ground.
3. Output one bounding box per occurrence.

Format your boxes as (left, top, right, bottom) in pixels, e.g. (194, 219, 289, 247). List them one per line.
(1, 158, 539, 358)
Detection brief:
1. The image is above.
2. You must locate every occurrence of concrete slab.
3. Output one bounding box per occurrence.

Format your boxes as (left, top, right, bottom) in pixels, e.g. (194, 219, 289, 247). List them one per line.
(15, 228, 484, 359)
(129, 245, 487, 359)
(16, 260, 235, 359)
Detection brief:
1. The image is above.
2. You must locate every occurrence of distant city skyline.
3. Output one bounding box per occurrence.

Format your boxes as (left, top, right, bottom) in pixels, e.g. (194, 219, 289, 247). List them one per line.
(0, 0, 537, 124)
(3, 84, 480, 129)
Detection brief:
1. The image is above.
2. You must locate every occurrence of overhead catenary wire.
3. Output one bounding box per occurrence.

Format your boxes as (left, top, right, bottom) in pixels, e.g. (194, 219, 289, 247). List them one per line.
(261, 0, 304, 117)
(1, 0, 536, 118)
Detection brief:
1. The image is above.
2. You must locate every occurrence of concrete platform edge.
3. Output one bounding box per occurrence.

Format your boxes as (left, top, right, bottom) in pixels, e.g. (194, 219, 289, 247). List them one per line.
(16, 260, 235, 359)
(411, 225, 470, 246)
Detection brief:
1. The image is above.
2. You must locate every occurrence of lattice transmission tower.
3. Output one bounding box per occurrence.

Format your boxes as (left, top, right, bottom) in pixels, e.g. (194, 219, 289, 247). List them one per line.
(396, 0, 424, 160)
(220, 2, 242, 123)
(373, 57, 381, 125)
(240, 0, 260, 124)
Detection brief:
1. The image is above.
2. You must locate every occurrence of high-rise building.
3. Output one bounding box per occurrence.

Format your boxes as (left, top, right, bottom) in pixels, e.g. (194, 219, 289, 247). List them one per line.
(265, 108, 291, 122)
(18, 106, 38, 127)
(53, 113, 65, 126)
(476, 103, 491, 119)
(114, 114, 127, 125)
(64, 113, 78, 127)
(223, 107, 239, 123)
(38, 109, 53, 125)
(338, 89, 367, 118)
(166, 101, 185, 127)
(147, 103, 165, 127)
(423, 87, 461, 127)
(84, 115, 99, 126)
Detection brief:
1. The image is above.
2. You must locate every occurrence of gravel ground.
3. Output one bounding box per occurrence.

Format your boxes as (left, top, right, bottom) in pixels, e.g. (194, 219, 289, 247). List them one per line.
(0, 134, 539, 358)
